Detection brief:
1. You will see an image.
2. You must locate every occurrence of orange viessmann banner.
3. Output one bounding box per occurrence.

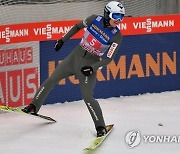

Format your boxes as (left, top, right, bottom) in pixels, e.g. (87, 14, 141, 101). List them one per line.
(0, 14, 180, 45)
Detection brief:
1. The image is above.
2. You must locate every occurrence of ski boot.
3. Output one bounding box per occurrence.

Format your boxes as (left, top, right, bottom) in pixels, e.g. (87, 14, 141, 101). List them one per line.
(96, 126, 107, 137)
(22, 104, 36, 113)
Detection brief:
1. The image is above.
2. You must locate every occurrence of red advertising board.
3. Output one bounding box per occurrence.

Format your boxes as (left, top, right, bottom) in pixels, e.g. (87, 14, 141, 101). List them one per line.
(0, 68, 38, 107)
(0, 43, 39, 107)
(0, 14, 179, 45)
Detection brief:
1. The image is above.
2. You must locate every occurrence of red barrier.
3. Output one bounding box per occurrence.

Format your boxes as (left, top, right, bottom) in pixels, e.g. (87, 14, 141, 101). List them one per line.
(0, 14, 179, 45)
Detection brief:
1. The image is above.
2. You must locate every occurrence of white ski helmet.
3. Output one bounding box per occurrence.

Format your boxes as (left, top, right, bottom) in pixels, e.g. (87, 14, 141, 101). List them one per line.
(104, 1, 125, 25)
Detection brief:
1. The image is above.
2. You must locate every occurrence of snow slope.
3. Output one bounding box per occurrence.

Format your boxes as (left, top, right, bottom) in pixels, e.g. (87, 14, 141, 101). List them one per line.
(0, 91, 180, 154)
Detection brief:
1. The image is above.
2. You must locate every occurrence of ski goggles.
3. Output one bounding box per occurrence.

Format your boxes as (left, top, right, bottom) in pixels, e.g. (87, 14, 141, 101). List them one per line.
(109, 13, 124, 21)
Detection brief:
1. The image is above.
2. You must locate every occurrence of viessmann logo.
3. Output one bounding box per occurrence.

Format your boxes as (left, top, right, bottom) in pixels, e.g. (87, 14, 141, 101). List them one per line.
(33, 24, 73, 39)
(0, 24, 73, 43)
(117, 18, 175, 33)
(133, 18, 174, 32)
(0, 27, 28, 43)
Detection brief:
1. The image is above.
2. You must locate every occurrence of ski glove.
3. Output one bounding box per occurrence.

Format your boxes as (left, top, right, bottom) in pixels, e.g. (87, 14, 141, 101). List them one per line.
(81, 66, 93, 76)
(54, 39, 64, 51)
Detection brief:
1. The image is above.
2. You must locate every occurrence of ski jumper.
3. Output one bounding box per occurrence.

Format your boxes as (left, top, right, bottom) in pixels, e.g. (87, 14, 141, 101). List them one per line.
(30, 14, 123, 128)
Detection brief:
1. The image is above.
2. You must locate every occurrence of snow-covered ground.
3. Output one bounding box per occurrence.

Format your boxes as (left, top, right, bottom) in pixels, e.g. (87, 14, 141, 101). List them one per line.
(0, 91, 180, 154)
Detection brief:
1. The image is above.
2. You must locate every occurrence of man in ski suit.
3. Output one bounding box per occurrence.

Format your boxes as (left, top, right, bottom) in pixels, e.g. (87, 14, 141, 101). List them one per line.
(22, 1, 125, 137)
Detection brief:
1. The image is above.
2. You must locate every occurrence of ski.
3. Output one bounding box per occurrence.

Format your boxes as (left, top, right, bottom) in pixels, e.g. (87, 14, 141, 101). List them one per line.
(0, 105, 56, 122)
(84, 124, 114, 151)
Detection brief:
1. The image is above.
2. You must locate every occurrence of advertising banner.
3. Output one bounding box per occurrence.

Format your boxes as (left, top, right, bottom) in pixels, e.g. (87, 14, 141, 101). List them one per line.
(0, 14, 180, 45)
(0, 15, 180, 105)
(40, 32, 180, 104)
(0, 42, 40, 107)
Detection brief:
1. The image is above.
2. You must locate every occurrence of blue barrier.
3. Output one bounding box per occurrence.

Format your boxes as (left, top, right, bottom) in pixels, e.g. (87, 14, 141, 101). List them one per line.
(40, 32, 180, 104)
